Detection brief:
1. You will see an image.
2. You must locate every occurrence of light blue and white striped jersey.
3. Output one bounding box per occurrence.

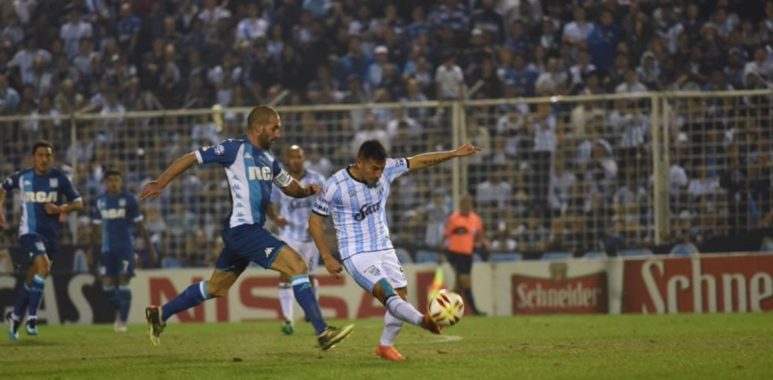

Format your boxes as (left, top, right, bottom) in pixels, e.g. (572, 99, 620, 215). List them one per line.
(270, 169, 326, 242)
(312, 158, 409, 259)
(195, 137, 292, 229)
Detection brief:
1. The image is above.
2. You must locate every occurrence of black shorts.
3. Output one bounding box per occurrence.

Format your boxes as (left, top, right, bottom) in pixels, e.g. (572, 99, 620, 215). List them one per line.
(446, 251, 473, 275)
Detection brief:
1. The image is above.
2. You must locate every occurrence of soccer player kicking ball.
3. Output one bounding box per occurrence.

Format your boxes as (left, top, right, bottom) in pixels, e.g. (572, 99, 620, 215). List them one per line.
(1, 141, 83, 341)
(309, 140, 480, 361)
(140, 106, 353, 350)
(92, 170, 157, 332)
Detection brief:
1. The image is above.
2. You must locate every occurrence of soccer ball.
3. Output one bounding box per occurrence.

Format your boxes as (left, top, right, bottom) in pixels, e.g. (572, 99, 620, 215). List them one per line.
(429, 290, 464, 326)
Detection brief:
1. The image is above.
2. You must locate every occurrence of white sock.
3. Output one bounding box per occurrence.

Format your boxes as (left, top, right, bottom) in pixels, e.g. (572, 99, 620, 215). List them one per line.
(379, 311, 404, 347)
(385, 296, 423, 326)
(278, 282, 294, 322)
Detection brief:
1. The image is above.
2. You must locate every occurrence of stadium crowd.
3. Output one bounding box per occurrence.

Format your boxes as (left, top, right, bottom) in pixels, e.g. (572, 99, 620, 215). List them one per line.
(0, 0, 772, 269)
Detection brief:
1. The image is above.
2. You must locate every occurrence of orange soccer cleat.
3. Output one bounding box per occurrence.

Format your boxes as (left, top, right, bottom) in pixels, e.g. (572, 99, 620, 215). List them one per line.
(376, 345, 406, 361)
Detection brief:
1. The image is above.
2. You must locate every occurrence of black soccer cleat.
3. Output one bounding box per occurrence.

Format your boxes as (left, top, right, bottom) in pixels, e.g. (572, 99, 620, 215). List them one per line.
(145, 306, 166, 346)
(317, 324, 354, 350)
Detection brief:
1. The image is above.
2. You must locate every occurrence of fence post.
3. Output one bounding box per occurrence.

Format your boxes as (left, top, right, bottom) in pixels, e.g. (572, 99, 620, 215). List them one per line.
(451, 101, 466, 209)
(69, 113, 80, 245)
(651, 94, 670, 245)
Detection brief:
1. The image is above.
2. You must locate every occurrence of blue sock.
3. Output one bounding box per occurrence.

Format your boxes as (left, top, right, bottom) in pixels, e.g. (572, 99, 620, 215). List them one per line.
(161, 281, 210, 322)
(27, 275, 46, 318)
(117, 286, 132, 322)
(12, 284, 30, 318)
(102, 285, 120, 310)
(291, 275, 326, 334)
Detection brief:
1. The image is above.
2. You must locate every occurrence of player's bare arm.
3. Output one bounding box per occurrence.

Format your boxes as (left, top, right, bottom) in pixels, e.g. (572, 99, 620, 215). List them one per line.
(141, 152, 199, 200)
(266, 204, 289, 228)
(407, 143, 481, 172)
(281, 180, 322, 198)
(308, 212, 343, 278)
(43, 198, 83, 215)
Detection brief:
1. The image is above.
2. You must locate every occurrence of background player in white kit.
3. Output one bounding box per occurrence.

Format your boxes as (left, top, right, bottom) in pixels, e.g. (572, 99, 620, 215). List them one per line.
(309, 139, 480, 361)
(268, 145, 326, 335)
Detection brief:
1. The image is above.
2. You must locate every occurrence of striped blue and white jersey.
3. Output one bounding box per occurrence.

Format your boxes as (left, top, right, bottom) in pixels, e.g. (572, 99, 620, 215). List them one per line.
(1, 168, 81, 240)
(270, 169, 326, 242)
(92, 191, 142, 254)
(195, 138, 292, 229)
(312, 158, 409, 260)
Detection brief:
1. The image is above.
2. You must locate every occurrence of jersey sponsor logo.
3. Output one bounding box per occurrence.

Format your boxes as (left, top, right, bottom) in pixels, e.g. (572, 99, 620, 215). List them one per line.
(451, 226, 470, 235)
(289, 198, 314, 212)
(24, 191, 58, 203)
(100, 208, 127, 219)
(248, 166, 273, 181)
(354, 202, 380, 222)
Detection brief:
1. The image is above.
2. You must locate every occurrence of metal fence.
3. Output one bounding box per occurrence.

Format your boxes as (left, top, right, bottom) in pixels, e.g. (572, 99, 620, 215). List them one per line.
(0, 89, 770, 266)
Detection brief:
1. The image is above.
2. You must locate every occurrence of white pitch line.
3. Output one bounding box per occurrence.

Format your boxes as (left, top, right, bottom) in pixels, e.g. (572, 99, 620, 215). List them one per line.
(423, 334, 464, 344)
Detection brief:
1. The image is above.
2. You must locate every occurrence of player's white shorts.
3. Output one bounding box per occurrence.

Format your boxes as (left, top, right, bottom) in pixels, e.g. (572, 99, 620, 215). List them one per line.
(342, 248, 407, 293)
(283, 237, 319, 274)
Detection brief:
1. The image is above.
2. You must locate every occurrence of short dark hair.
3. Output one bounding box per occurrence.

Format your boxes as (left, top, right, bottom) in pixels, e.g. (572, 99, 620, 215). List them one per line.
(104, 170, 122, 179)
(31, 140, 53, 154)
(247, 105, 278, 129)
(357, 140, 387, 161)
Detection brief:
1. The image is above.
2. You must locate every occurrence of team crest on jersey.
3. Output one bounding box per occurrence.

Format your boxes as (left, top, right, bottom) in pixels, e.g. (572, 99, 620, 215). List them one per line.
(50, 178, 58, 188)
(119, 199, 126, 207)
(264, 247, 274, 257)
(214, 144, 225, 156)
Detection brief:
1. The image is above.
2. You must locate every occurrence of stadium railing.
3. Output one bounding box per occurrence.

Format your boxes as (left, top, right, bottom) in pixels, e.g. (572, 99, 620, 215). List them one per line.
(0, 89, 769, 265)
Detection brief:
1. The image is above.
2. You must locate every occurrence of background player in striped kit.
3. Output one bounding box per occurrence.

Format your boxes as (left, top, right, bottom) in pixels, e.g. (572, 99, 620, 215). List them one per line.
(309, 140, 480, 361)
(140, 106, 352, 350)
(91, 170, 157, 332)
(268, 145, 326, 335)
(1, 141, 83, 341)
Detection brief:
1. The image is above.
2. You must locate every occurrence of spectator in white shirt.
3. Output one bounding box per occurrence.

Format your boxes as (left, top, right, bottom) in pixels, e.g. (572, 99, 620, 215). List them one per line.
(615, 69, 648, 93)
(235, 3, 268, 43)
(435, 54, 465, 99)
(60, 7, 93, 59)
(562, 7, 594, 47)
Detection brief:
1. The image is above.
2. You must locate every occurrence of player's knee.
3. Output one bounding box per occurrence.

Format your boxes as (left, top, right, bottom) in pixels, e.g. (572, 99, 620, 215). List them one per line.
(285, 254, 309, 277)
(208, 285, 228, 298)
(373, 278, 397, 304)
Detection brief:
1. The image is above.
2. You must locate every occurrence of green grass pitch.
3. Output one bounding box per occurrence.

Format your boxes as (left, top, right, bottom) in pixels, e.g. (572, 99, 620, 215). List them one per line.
(1, 313, 772, 379)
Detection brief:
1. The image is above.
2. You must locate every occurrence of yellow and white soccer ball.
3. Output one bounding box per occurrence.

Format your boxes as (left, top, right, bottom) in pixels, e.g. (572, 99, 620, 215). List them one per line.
(429, 289, 464, 326)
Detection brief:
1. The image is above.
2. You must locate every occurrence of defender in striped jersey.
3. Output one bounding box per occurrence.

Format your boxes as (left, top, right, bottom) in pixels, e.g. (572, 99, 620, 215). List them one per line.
(1, 141, 83, 341)
(140, 106, 352, 350)
(268, 145, 326, 334)
(309, 140, 480, 361)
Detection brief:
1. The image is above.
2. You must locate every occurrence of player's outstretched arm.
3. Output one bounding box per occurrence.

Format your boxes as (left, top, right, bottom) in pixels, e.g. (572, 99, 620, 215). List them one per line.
(281, 180, 322, 199)
(141, 152, 199, 200)
(407, 143, 480, 172)
(309, 213, 343, 278)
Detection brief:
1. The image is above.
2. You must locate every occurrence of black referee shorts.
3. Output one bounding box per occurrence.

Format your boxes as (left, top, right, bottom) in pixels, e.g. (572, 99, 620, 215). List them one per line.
(446, 251, 473, 275)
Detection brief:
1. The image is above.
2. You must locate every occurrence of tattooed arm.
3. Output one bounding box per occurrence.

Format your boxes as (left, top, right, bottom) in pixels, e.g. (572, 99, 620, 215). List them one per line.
(407, 144, 481, 172)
